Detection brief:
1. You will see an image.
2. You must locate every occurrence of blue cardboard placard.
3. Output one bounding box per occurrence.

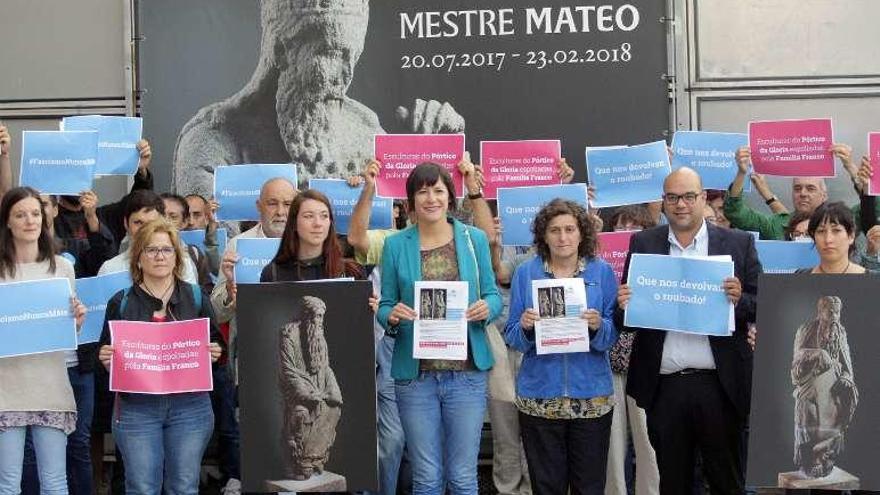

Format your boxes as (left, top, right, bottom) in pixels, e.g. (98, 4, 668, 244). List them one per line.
(75, 271, 132, 344)
(214, 164, 298, 221)
(234, 238, 282, 284)
(0, 277, 77, 358)
(671, 131, 750, 191)
(624, 254, 734, 336)
(179, 228, 228, 260)
(20, 131, 98, 195)
(756, 240, 820, 274)
(497, 184, 588, 246)
(62, 115, 143, 176)
(586, 140, 671, 208)
(308, 179, 393, 234)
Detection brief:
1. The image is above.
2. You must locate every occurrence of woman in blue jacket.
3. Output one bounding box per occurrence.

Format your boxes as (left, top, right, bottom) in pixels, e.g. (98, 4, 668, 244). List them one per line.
(505, 198, 619, 495)
(377, 162, 502, 495)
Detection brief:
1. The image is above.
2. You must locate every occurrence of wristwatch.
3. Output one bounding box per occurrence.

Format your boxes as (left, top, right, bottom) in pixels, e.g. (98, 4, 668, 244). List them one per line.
(764, 196, 778, 206)
(467, 191, 484, 200)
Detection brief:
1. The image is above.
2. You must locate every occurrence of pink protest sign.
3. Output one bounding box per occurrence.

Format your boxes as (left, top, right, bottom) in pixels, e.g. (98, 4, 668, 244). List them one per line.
(375, 134, 465, 198)
(109, 318, 213, 394)
(597, 231, 635, 283)
(869, 133, 880, 196)
(480, 140, 562, 200)
(748, 118, 834, 177)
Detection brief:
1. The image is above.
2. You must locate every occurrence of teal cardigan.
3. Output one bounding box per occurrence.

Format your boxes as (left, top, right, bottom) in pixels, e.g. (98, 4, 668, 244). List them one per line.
(377, 218, 503, 380)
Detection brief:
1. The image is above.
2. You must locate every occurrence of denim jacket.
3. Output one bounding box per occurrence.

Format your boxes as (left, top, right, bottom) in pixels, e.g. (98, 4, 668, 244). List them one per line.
(504, 255, 619, 399)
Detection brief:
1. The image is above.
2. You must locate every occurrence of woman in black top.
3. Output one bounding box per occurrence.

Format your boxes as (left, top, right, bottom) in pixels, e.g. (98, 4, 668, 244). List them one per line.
(260, 189, 366, 284)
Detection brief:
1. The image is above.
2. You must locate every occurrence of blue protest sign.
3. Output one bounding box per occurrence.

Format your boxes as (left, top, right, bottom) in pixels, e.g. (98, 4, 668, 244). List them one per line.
(20, 131, 98, 195)
(234, 238, 282, 284)
(62, 115, 143, 176)
(497, 184, 588, 246)
(671, 131, 750, 191)
(214, 164, 298, 221)
(76, 271, 132, 345)
(586, 141, 671, 208)
(179, 228, 228, 261)
(0, 278, 77, 358)
(624, 254, 734, 336)
(756, 240, 819, 274)
(308, 179, 393, 234)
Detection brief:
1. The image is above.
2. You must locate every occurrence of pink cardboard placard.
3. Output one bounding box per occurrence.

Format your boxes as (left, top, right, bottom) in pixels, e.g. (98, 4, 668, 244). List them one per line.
(109, 318, 213, 394)
(480, 140, 562, 200)
(375, 134, 465, 198)
(748, 118, 834, 177)
(597, 231, 636, 283)
(869, 132, 880, 196)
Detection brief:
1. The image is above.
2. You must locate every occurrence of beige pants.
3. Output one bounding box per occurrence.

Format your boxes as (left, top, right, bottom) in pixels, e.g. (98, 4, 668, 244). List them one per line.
(605, 371, 659, 495)
(486, 322, 531, 495)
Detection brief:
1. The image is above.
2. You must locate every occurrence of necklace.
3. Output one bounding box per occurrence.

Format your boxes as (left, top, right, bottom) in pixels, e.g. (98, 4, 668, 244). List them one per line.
(818, 261, 850, 274)
(142, 279, 174, 301)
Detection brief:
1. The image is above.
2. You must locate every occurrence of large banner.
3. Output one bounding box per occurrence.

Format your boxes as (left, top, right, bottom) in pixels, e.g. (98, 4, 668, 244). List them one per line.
(138, 1, 669, 195)
(237, 281, 377, 492)
(749, 274, 880, 491)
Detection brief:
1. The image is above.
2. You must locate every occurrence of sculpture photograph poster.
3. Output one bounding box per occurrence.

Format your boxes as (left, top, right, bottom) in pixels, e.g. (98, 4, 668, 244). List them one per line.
(138, 0, 668, 194)
(237, 281, 377, 492)
(749, 274, 880, 491)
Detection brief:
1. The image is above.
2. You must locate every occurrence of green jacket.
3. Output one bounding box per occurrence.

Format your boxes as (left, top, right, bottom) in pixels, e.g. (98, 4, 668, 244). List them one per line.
(724, 194, 875, 240)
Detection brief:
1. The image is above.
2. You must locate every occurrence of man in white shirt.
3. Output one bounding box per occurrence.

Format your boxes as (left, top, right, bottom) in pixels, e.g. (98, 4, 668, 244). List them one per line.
(616, 167, 761, 495)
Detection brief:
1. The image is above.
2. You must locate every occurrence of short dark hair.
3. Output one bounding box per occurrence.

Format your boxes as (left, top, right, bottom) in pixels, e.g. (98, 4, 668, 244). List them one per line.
(610, 205, 655, 230)
(784, 210, 813, 240)
(160, 193, 190, 219)
(123, 190, 165, 223)
(405, 163, 457, 215)
(808, 201, 856, 255)
(532, 199, 597, 261)
(184, 193, 208, 204)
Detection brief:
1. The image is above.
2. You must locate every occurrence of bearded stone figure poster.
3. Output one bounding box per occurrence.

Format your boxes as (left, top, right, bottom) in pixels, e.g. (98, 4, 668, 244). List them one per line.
(749, 274, 879, 491)
(237, 281, 376, 492)
(138, 0, 669, 195)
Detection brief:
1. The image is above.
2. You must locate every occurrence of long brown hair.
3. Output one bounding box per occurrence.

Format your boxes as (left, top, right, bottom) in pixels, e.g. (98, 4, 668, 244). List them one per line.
(273, 189, 361, 278)
(0, 187, 57, 278)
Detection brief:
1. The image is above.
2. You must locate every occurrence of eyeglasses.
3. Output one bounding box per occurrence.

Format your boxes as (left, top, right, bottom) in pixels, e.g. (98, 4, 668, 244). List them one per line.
(143, 246, 176, 258)
(662, 192, 700, 205)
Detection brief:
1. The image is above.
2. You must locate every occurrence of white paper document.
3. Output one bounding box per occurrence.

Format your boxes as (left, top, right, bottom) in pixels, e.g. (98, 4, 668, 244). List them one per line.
(532, 278, 590, 355)
(413, 281, 469, 360)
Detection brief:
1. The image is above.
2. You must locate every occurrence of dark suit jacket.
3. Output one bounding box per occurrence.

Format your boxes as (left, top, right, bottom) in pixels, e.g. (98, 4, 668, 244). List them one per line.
(615, 224, 761, 419)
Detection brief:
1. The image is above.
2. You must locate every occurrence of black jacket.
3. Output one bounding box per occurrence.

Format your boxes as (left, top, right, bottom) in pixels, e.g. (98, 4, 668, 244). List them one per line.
(93, 279, 226, 432)
(615, 224, 761, 419)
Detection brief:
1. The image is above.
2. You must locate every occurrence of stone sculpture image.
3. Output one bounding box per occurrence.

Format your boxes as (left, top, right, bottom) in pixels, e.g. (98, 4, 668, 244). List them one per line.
(277, 296, 344, 488)
(173, 0, 466, 197)
(779, 295, 859, 489)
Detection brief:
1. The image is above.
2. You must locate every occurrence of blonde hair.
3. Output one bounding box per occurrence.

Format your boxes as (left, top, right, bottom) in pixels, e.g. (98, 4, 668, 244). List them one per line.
(128, 218, 186, 284)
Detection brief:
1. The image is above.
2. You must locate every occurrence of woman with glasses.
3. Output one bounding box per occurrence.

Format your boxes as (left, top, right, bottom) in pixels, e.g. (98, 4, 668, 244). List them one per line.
(505, 198, 618, 495)
(98, 219, 224, 495)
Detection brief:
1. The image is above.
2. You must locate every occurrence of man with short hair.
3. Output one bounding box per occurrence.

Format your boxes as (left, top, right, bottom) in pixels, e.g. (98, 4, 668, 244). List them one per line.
(617, 167, 761, 495)
(98, 190, 198, 283)
(184, 193, 221, 275)
(211, 176, 297, 367)
(724, 144, 861, 239)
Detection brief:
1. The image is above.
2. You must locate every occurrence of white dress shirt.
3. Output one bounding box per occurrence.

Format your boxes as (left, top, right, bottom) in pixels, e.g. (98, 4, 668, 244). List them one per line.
(659, 221, 718, 374)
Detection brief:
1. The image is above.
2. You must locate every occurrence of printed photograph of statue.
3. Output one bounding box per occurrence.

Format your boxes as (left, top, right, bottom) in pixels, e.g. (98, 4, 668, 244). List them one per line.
(172, 0, 466, 196)
(779, 295, 859, 489)
(278, 295, 344, 484)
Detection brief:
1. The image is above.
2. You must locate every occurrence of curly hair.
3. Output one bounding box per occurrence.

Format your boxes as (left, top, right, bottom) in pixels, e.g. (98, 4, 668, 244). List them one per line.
(532, 199, 597, 261)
